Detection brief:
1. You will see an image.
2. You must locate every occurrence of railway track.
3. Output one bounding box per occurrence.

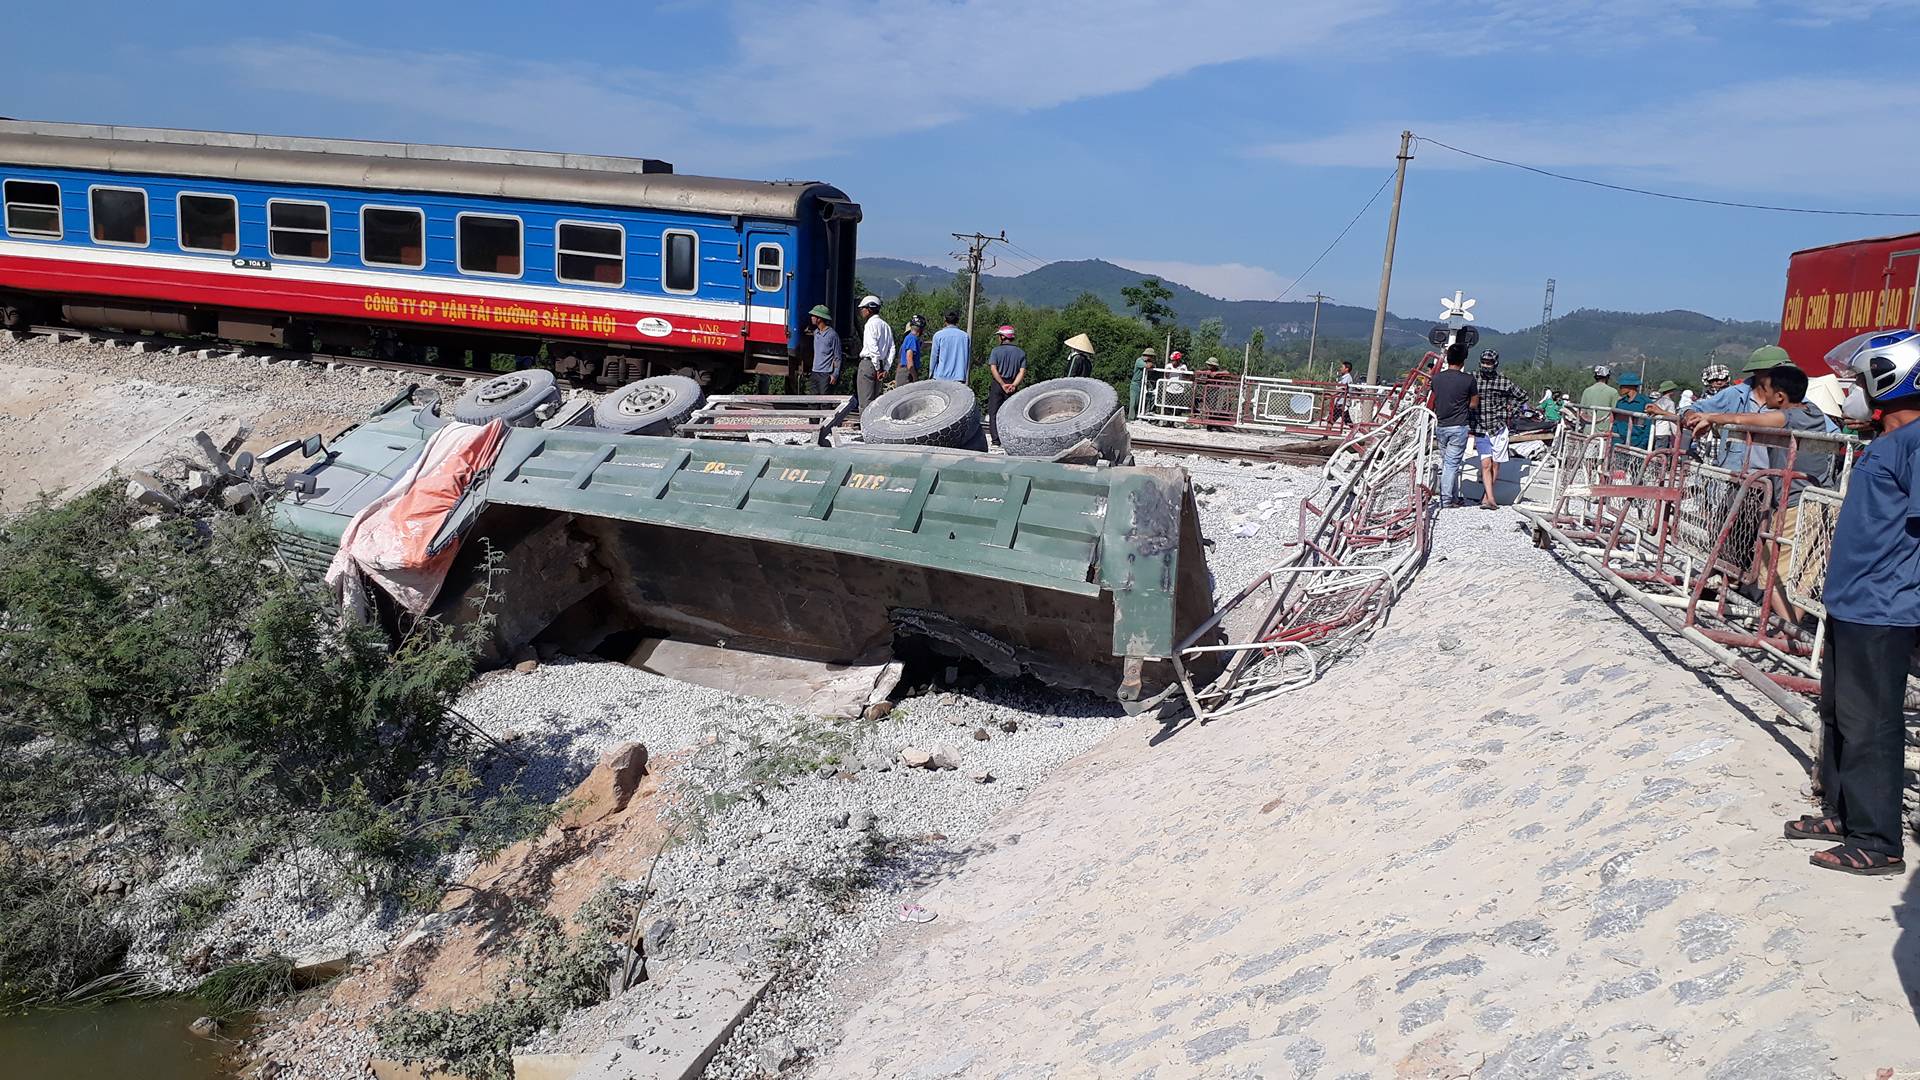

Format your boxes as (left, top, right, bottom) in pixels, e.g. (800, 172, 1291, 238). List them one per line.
(1129, 432, 1334, 468)
(18, 324, 497, 385)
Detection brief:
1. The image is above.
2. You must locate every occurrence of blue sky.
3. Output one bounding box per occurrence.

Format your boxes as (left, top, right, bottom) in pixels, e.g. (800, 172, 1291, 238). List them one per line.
(8, 0, 1919, 329)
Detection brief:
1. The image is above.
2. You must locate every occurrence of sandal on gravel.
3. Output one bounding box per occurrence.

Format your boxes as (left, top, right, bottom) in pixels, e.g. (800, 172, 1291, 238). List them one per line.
(1783, 815, 1845, 841)
(1809, 844, 1905, 876)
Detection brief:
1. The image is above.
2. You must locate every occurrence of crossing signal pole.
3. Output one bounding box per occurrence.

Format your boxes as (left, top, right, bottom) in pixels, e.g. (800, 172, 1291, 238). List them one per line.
(951, 231, 1007, 344)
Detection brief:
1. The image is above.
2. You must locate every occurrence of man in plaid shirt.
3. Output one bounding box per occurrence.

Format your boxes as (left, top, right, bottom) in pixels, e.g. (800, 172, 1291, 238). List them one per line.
(1470, 349, 1529, 509)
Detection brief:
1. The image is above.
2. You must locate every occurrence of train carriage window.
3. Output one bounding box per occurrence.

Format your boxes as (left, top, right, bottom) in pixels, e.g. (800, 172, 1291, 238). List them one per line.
(662, 230, 698, 294)
(555, 222, 624, 287)
(753, 243, 784, 292)
(458, 213, 522, 278)
(177, 193, 238, 254)
(361, 206, 425, 269)
(89, 186, 148, 247)
(3, 180, 62, 239)
(268, 200, 330, 261)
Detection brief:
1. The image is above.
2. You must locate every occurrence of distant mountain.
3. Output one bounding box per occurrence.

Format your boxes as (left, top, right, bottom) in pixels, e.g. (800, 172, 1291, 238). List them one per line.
(856, 257, 955, 295)
(857, 257, 1439, 343)
(1481, 308, 1779, 369)
(855, 257, 1780, 367)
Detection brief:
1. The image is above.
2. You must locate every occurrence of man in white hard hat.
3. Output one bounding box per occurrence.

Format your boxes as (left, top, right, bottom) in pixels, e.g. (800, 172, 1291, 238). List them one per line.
(855, 295, 894, 413)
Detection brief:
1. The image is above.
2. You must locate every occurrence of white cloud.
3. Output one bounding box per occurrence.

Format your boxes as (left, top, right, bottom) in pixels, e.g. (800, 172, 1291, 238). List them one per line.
(1255, 77, 1920, 200)
(207, 0, 1394, 169)
(1111, 259, 1295, 301)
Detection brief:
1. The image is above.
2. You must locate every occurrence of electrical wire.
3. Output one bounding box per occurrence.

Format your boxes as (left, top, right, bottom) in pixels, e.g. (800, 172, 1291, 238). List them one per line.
(1417, 135, 1920, 218)
(1274, 170, 1398, 303)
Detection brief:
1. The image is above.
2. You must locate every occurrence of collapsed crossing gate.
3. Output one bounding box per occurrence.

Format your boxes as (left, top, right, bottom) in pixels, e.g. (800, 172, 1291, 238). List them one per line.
(1173, 404, 1437, 720)
(1512, 406, 1864, 727)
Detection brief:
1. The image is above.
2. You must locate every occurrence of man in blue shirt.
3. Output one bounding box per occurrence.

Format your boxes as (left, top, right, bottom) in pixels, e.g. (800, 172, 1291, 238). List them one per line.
(1611, 371, 1651, 447)
(896, 315, 925, 385)
(1680, 347, 1782, 470)
(928, 311, 971, 384)
(1790, 330, 1920, 876)
(808, 305, 840, 395)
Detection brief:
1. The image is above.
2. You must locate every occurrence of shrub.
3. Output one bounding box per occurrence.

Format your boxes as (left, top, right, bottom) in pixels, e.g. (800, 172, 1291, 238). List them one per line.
(0, 486, 549, 1004)
(0, 856, 131, 1012)
(374, 911, 610, 1080)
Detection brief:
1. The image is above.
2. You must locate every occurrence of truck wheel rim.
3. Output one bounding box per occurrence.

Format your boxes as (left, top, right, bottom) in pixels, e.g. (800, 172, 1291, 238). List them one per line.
(475, 374, 530, 403)
(617, 385, 675, 416)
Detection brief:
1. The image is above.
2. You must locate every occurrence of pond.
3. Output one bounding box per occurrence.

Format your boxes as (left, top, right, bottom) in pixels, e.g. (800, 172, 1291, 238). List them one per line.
(0, 997, 252, 1079)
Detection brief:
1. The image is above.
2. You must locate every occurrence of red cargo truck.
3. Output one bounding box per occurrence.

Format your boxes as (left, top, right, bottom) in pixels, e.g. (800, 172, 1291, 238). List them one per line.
(1780, 231, 1920, 374)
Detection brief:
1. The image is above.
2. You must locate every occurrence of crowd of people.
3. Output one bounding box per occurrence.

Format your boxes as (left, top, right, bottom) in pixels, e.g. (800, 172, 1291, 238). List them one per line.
(1444, 333, 1920, 880)
(805, 297, 1099, 445)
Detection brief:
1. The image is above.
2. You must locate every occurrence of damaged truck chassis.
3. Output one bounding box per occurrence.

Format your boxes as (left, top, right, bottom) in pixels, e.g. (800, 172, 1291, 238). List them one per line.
(270, 394, 1221, 711)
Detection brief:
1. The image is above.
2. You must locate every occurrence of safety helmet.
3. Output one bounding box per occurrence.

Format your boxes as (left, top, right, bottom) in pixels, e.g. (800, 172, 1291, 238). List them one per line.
(1845, 329, 1920, 404)
(1479, 349, 1499, 365)
(859, 294, 882, 310)
(909, 314, 926, 328)
(1169, 350, 1184, 362)
(1592, 364, 1611, 379)
(1701, 364, 1731, 384)
(996, 324, 1016, 338)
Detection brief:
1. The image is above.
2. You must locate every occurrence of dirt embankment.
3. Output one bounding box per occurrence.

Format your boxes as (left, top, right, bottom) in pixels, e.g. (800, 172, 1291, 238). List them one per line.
(0, 334, 436, 509)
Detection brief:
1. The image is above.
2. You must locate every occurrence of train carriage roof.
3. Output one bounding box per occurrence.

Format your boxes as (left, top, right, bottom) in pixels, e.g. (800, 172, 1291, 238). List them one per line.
(0, 120, 848, 221)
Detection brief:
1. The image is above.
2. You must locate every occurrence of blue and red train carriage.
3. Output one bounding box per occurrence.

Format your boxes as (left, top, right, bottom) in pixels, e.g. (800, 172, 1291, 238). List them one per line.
(0, 121, 861, 387)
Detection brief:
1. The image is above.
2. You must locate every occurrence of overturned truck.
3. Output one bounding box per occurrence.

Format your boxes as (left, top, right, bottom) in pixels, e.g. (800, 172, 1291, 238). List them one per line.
(268, 394, 1218, 711)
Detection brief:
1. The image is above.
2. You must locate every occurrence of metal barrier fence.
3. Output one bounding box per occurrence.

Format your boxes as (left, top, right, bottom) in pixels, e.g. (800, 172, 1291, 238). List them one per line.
(1174, 404, 1437, 720)
(1136, 354, 1443, 442)
(1514, 404, 1864, 718)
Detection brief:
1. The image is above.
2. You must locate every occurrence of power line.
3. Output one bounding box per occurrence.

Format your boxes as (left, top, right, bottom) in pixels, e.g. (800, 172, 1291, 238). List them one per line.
(1275, 170, 1397, 303)
(1417, 135, 1920, 218)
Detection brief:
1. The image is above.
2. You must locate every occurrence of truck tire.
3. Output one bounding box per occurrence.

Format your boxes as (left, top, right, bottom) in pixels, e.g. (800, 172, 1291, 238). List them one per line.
(451, 370, 559, 426)
(592, 375, 702, 435)
(994, 378, 1120, 458)
(860, 381, 981, 448)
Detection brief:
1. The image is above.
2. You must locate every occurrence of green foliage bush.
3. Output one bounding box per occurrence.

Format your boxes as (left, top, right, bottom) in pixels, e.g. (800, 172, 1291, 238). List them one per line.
(0, 857, 131, 1011)
(195, 954, 295, 1015)
(0, 487, 549, 1007)
(374, 911, 610, 1080)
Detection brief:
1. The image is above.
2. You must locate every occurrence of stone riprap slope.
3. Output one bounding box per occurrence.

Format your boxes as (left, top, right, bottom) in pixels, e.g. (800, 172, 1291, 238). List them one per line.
(814, 511, 1920, 1078)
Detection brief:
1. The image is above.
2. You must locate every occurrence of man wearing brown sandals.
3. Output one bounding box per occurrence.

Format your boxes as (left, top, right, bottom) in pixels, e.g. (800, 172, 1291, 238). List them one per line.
(1784, 329, 1920, 876)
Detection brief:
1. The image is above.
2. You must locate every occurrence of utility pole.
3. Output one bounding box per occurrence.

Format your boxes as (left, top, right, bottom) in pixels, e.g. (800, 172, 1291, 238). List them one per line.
(1306, 292, 1331, 376)
(1366, 130, 1414, 385)
(951, 230, 1006, 344)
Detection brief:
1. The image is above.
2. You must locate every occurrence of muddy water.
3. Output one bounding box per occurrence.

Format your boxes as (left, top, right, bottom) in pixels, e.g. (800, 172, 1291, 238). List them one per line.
(0, 998, 249, 1079)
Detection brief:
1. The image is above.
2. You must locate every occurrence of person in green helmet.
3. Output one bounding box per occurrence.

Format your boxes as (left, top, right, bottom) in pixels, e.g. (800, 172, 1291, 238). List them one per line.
(808, 305, 840, 395)
(1128, 346, 1156, 420)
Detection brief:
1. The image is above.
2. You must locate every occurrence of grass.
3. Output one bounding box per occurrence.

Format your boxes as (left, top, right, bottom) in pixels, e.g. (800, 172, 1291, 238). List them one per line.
(195, 955, 295, 1015)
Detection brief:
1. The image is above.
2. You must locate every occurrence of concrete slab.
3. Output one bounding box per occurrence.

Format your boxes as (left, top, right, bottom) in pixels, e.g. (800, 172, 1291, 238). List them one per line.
(511, 1053, 590, 1080)
(567, 960, 770, 1080)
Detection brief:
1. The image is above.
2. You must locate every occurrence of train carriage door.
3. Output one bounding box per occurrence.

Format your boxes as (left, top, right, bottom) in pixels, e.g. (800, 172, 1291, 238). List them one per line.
(818, 198, 862, 357)
(746, 230, 788, 369)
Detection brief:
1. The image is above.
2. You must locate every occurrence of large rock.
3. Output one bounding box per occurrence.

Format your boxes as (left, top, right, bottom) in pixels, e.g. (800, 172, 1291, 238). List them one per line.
(560, 743, 649, 829)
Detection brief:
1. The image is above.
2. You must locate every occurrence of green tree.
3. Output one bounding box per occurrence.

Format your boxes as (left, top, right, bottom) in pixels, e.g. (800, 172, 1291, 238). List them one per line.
(1120, 277, 1176, 327)
(1194, 317, 1225, 364)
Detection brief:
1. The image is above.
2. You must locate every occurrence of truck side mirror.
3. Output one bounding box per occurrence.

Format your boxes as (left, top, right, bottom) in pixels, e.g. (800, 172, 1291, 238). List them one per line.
(302, 435, 325, 458)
